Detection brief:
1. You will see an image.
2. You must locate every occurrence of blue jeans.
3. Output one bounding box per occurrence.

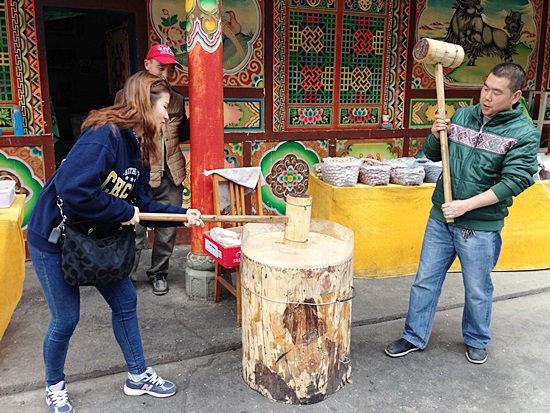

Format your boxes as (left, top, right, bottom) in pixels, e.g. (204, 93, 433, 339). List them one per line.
(29, 244, 147, 386)
(402, 217, 501, 350)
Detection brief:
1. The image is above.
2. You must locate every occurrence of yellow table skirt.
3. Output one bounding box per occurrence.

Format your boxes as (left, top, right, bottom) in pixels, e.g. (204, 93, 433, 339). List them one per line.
(0, 194, 26, 340)
(309, 174, 550, 278)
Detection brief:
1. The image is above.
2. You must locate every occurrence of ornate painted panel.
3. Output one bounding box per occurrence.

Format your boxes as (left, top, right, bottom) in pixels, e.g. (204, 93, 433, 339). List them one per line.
(181, 142, 243, 208)
(9, 0, 43, 135)
(0, 1, 45, 230)
(0, 1, 15, 131)
(273, 0, 395, 131)
(0, 0, 43, 135)
(409, 98, 473, 128)
(251, 140, 328, 215)
(391, 0, 410, 129)
(183, 98, 263, 132)
(149, 0, 264, 88)
(223, 98, 263, 132)
(0, 147, 45, 227)
(413, 0, 541, 89)
(336, 138, 403, 160)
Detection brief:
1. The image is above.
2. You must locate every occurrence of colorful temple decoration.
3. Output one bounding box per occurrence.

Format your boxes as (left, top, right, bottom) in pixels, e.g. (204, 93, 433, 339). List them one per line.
(409, 98, 473, 128)
(1, 0, 549, 229)
(0, 2, 14, 131)
(0, 147, 44, 226)
(149, 0, 263, 88)
(223, 99, 263, 132)
(336, 138, 402, 160)
(10, 0, 43, 135)
(390, 0, 408, 129)
(413, 0, 541, 89)
(252, 140, 327, 215)
(273, 0, 394, 130)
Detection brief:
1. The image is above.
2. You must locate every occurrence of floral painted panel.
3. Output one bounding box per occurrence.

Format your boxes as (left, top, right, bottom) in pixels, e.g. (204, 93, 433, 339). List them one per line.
(252, 140, 328, 215)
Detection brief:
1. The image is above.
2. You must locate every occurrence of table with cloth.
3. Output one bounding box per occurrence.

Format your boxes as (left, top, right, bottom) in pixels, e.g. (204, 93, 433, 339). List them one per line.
(308, 173, 550, 278)
(0, 194, 26, 340)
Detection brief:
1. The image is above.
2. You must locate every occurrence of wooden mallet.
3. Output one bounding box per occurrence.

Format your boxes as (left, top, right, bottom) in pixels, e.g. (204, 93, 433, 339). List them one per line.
(413, 38, 464, 223)
(139, 193, 312, 245)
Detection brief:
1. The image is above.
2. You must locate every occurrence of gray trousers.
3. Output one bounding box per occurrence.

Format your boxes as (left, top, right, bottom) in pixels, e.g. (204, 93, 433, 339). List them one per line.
(132, 174, 184, 280)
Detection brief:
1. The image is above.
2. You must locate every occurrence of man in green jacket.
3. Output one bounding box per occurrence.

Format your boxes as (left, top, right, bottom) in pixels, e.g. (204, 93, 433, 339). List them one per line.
(385, 62, 540, 364)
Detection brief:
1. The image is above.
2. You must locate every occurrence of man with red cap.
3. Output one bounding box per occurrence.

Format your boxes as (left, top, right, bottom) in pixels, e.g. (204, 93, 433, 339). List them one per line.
(117, 44, 189, 295)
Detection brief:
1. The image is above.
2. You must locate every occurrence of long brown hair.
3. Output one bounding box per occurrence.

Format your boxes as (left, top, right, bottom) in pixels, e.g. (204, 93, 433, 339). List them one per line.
(81, 71, 171, 166)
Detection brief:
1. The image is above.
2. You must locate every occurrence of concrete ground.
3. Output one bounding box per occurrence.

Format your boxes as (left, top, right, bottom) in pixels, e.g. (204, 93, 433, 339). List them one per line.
(1, 244, 549, 413)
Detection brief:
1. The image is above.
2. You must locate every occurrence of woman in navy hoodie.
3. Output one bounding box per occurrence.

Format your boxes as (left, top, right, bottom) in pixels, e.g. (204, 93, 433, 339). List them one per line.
(27, 71, 203, 413)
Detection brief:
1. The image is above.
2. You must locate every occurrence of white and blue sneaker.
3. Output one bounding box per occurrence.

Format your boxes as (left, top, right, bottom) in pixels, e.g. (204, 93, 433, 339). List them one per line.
(45, 380, 75, 413)
(123, 367, 177, 398)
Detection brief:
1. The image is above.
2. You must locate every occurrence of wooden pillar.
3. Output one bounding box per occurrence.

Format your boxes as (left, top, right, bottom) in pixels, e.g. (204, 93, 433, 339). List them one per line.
(187, 0, 225, 254)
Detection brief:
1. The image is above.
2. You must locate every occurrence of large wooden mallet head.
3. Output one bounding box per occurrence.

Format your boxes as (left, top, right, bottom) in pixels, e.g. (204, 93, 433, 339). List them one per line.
(413, 38, 464, 223)
(412, 38, 464, 69)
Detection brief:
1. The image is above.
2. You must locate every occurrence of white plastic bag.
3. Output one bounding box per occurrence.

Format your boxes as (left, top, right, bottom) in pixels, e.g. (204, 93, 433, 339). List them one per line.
(210, 227, 242, 247)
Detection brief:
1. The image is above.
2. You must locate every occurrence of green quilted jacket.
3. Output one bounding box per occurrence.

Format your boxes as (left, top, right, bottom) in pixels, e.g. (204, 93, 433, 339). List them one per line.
(423, 102, 540, 231)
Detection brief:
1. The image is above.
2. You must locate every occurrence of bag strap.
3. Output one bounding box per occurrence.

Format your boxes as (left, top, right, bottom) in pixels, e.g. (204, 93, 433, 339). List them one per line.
(56, 196, 68, 228)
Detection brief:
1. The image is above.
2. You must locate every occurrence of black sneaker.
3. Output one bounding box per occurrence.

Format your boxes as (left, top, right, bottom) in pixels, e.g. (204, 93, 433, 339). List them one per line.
(152, 275, 169, 295)
(466, 346, 487, 364)
(385, 338, 421, 358)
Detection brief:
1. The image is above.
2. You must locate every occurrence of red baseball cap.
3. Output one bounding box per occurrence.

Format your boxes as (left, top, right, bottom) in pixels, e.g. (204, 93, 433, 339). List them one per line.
(146, 44, 184, 71)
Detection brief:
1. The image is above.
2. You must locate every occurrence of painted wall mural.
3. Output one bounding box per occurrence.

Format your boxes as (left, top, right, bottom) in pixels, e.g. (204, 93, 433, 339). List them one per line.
(149, 0, 263, 88)
(273, 0, 395, 131)
(414, 0, 540, 88)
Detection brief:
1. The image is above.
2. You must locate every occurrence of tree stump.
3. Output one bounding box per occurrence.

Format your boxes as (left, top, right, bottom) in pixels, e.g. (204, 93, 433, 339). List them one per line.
(240, 219, 354, 404)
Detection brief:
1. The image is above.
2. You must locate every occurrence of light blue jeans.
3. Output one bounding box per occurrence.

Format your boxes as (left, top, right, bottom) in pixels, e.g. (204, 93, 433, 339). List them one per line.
(29, 244, 147, 386)
(402, 217, 502, 350)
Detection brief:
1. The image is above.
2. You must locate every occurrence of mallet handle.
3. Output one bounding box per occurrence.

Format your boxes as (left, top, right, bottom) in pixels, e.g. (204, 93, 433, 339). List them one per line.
(435, 63, 454, 223)
(139, 212, 288, 224)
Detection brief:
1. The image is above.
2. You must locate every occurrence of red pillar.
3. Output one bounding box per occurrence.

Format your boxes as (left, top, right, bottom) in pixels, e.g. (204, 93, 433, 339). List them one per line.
(187, 1, 224, 254)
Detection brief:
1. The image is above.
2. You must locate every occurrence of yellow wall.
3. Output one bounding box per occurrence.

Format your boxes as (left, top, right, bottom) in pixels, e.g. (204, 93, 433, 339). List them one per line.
(309, 174, 550, 278)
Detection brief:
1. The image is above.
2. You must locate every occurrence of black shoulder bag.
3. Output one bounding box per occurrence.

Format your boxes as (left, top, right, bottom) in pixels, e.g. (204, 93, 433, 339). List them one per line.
(55, 196, 136, 287)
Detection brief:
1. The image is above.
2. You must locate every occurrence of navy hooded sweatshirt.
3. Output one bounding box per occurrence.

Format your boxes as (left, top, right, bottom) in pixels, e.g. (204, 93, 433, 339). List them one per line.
(27, 124, 188, 253)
